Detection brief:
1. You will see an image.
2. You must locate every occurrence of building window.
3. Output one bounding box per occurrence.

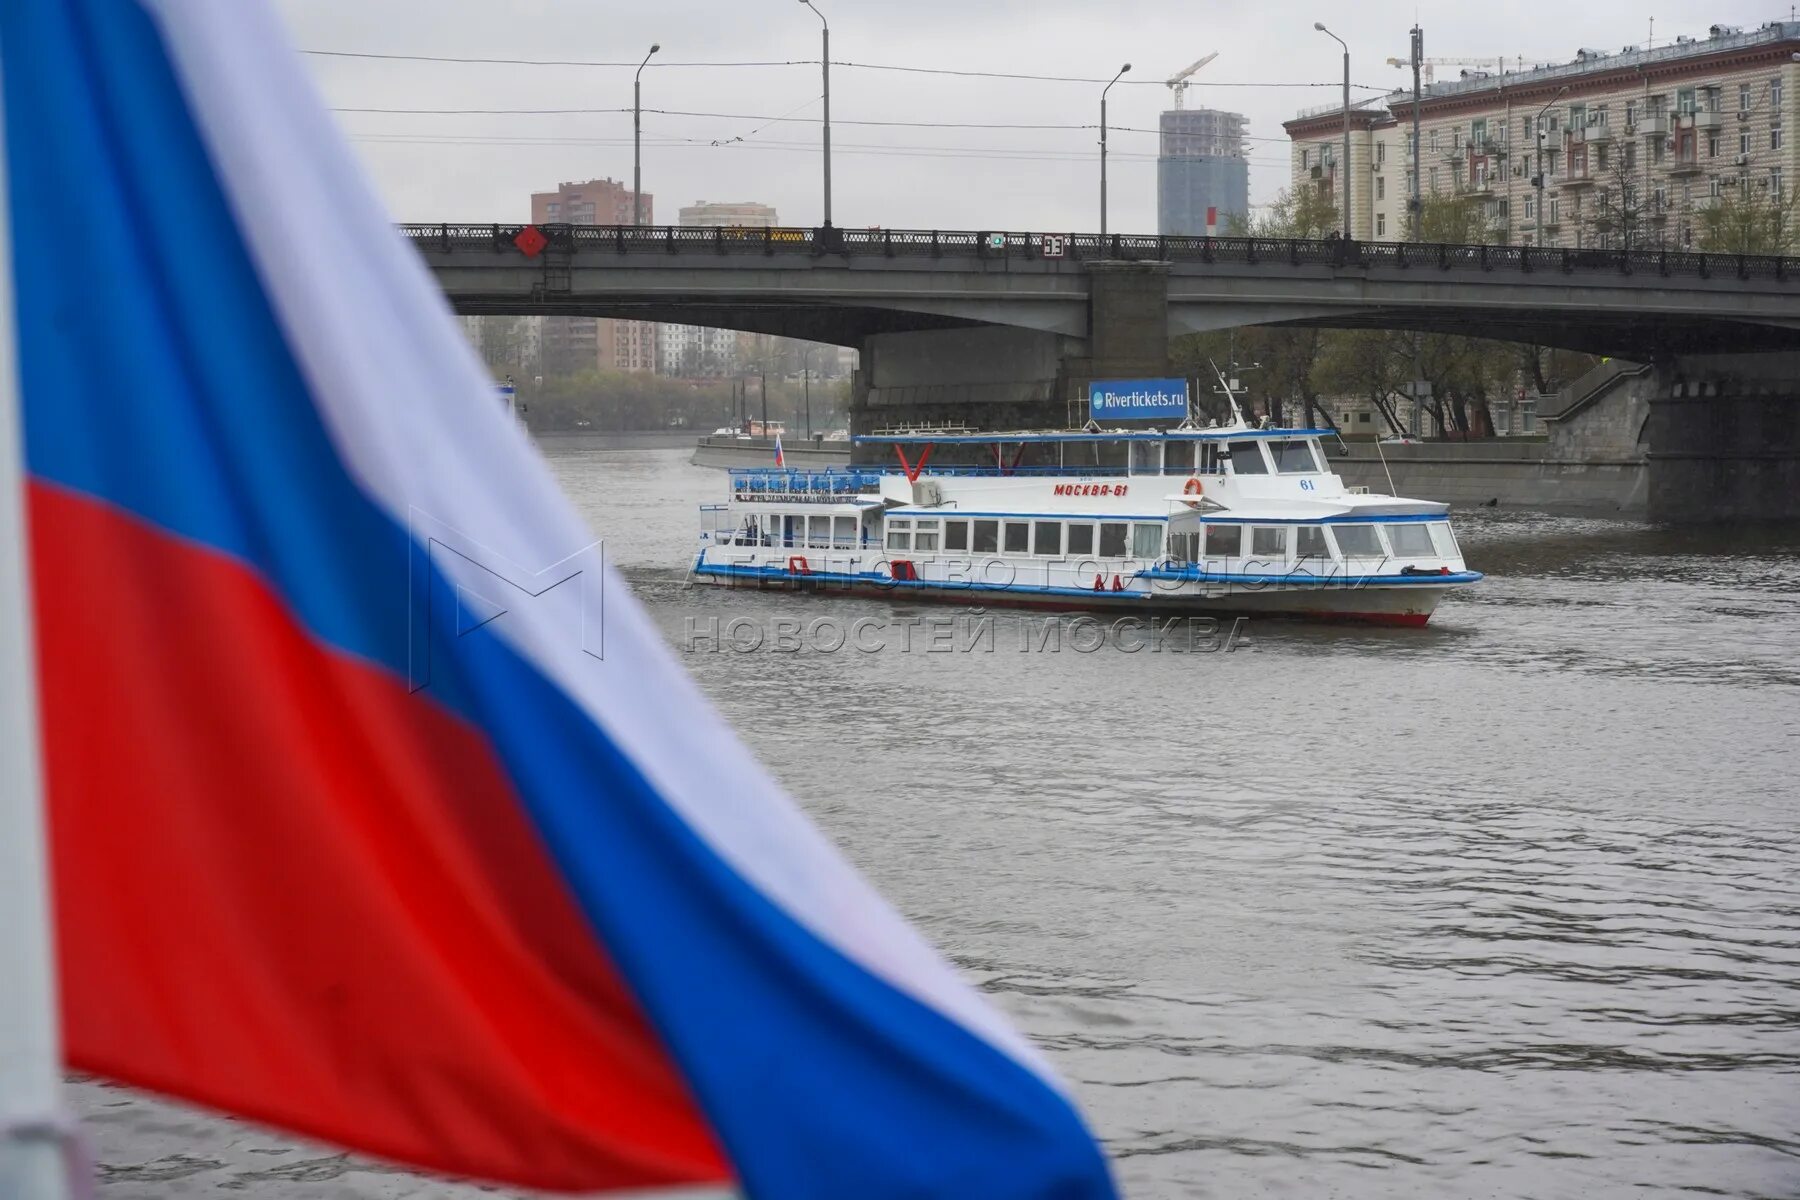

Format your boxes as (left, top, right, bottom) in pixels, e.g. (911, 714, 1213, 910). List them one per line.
(1774, 125, 1784, 151)
(1677, 88, 1696, 115)
(1740, 83, 1753, 112)
(1429, 165, 1439, 191)
(1625, 100, 1638, 127)
(1710, 175, 1723, 198)
(1376, 142, 1386, 166)
(1653, 138, 1665, 165)
(1471, 118, 1487, 144)
(1523, 195, 1536, 219)
(1596, 145, 1609, 170)
(1376, 212, 1387, 236)
(1625, 141, 1638, 169)
(1708, 133, 1719, 158)
(1774, 78, 1786, 109)
(1549, 197, 1560, 224)
(1741, 130, 1752, 156)
(1300, 148, 1310, 169)
(1376, 175, 1386, 199)
(1773, 168, 1784, 197)
(1523, 114, 1535, 140)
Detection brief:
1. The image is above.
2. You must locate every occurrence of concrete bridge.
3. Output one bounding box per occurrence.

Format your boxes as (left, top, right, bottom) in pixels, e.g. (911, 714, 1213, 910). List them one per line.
(408, 224, 1800, 518)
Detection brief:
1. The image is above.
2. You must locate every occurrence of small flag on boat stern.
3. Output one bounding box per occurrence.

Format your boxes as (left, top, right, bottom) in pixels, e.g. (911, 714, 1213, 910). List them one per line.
(0, 1, 1116, 1196)
(773, 432, 785, 467)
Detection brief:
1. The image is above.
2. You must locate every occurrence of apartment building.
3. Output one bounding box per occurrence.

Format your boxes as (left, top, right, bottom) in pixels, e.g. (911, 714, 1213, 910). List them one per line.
(1284, 22, 1800, 247)
(530, 178, 659, 374)
(665, 201, 780, 378)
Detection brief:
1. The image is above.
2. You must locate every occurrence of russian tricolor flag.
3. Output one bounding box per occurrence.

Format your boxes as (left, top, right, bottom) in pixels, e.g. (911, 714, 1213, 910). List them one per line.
(0, 1, 1115, 1196)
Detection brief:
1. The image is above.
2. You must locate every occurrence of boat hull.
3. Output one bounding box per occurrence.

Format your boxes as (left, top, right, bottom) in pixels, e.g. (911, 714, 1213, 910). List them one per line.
(691, 568, 1451, 627)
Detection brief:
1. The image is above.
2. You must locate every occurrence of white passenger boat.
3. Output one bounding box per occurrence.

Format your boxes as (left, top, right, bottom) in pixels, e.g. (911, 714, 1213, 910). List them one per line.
(692, 420, 1482, 627)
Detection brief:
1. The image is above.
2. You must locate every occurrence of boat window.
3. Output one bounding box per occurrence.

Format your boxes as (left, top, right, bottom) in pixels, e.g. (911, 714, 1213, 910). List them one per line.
(944, 520, 970, 551)
(808, 516, 830, 548)
(1003, 522, 1030, 554)
(1099, 522, 1128, 557)
(885, 519, 912, 551)
(1067, 523, 1095, 555)
(1331, 524, 1383, 558)
(1388, 523, 1435, 556)
(1203, 524, 1242, 557)
(1034, 521, 1062, 557)
(1128, 441, 1163, 476)
(914, 519, 940, 552)
(1428, 521, 1460, 558)
(1227, 441, 1269, 475)
(1132, 524, 1163, 559)
(1295, 525, 1330, 560)
(834, 515, 856, 546)
(1270, 439, 1321, 473)
(1251, 526, 1289, 557)
(1168, 531, 1199, 563)
(972, 520, 999, 553)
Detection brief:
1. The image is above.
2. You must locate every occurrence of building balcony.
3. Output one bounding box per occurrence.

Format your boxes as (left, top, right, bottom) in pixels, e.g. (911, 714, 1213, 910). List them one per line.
(1639, 113, 1672, 136)
(1667, 157, 1706, 177)
(1691, 110, 1724, 131)
(1572, 125, 1613, 145)
(1561, 170, 1597, 189)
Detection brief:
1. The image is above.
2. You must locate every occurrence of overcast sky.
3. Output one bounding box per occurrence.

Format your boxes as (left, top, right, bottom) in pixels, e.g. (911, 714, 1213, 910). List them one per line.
(275, 0, 1786, 232)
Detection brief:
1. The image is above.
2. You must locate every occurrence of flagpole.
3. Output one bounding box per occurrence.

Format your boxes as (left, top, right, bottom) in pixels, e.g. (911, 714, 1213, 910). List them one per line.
(0, 35, 77, 1200)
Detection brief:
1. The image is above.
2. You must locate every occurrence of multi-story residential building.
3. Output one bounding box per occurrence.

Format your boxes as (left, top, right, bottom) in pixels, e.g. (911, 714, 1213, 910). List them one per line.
(1284, 22, 1800, 248)
(664, 201, 780, 377)
(677, 200, 779, 228)
(1157, 107, 1250, 234)
(530, 178, 659, 374)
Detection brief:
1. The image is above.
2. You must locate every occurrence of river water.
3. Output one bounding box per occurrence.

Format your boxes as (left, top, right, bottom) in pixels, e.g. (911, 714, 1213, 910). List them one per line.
(81, 447, 1800, 1198)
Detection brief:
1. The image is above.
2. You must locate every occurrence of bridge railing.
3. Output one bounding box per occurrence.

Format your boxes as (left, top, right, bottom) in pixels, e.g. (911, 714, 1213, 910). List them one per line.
(398, 222, 1800, 283)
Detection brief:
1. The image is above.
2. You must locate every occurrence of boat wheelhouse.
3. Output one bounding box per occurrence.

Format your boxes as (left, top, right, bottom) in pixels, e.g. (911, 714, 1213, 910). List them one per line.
(693, 424, 1481, 626)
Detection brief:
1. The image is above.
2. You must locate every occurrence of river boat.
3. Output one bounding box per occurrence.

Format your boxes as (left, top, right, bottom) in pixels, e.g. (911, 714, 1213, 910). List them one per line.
(692, 416, 1481, 627)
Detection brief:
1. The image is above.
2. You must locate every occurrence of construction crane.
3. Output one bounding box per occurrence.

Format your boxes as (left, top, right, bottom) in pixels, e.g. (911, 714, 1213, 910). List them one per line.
(1385, 55, 1548, 84)
(1165, 52, 1218, 110)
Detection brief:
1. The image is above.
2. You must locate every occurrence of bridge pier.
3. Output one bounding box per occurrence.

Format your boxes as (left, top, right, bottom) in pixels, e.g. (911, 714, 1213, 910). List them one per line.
(849, 261, 1173, 456)
(1648, 353, 1800, 521)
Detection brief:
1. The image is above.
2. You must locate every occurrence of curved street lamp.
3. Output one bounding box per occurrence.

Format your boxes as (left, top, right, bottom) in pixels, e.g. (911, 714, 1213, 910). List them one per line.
(1315, 23, 1351, 238)
(1100, 63, 1131, 241)
(799, 0, 832, 227)
(634, 43, 660, 227)
(1534, 85, 1571, 246)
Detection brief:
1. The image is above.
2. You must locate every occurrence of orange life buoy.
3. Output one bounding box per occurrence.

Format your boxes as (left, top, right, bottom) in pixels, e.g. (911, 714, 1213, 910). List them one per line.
(1183, 477, 1204, 496)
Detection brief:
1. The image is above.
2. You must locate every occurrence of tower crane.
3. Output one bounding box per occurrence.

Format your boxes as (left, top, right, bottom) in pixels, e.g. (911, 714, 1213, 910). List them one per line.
(1165, 52, 1218, 110)
(1385, 55, 1548, 85)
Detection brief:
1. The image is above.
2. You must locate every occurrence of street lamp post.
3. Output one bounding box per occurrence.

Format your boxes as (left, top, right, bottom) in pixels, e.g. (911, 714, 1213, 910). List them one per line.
(1100, 63, 1131, 242)
(1315, 23, 1351, 238)
(799, 0, 832, 227)
(1533, 86, 1570, 247)
(633, 43, 659, 227)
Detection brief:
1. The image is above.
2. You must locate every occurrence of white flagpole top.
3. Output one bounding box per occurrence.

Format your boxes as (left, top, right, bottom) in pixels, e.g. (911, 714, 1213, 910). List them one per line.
(0, 31, 79, 1200)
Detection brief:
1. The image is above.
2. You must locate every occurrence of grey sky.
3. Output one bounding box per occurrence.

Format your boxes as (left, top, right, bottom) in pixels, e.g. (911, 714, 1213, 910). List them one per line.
(275, 1, 1785, 232)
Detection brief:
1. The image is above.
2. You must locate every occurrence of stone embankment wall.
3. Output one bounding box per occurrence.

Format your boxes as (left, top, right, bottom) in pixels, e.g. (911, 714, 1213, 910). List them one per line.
(1330, 360, 1654, 511)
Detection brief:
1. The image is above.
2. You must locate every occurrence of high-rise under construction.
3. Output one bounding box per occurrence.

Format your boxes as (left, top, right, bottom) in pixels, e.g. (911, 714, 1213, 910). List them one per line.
(1157, 108, 1250, 235)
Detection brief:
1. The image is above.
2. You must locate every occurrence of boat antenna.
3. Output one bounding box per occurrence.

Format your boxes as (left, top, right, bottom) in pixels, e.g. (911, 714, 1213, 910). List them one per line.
(1207, 358, 1248, 427)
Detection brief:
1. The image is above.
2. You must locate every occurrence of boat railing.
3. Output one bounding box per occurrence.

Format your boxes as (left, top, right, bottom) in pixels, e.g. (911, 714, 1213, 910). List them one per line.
(729, 467, 886, 498)
(726, 462, 1238, 497)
